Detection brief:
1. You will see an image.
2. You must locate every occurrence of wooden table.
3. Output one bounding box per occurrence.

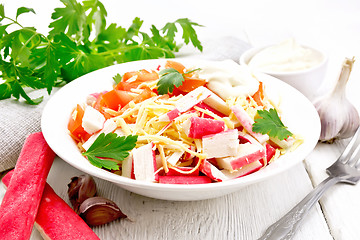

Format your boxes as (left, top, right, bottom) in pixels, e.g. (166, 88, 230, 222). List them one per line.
(1, 140, 359, 239)
(1, 0, 360, 239)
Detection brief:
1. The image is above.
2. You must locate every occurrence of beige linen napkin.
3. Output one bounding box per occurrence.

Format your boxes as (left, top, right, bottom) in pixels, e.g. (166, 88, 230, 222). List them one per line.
(0, 36, 251, 172)
(0, 88, 59, 172)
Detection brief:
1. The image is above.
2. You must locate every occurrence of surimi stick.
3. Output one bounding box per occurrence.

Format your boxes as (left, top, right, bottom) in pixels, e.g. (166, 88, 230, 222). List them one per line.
(158, 175, 212, 184)
(2, 171, 100, 240)
(0, 132, 55, 240)
(158, 86, 211, 122)
(231, 105, 269, 144)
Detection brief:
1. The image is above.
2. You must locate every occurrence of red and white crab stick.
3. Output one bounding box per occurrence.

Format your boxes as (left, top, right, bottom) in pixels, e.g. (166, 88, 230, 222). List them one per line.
(0, 132, 55, 240)
(2, 171, 100, 240)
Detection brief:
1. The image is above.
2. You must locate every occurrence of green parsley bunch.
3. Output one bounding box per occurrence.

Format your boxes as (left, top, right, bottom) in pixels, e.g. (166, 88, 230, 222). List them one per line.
(0, 0, 202, 104)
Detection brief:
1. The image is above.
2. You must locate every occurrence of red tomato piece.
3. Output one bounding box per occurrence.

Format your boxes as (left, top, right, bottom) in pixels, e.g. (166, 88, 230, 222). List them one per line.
(176, 78, 207, 93)
(68, 104, 91, 142)
(102, 89, 134, 111)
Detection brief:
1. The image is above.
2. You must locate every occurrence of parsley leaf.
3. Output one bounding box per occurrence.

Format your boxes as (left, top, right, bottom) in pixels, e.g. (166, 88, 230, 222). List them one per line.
(82, 0, 107, 38)
(82, 133, 138, 170)
(112, 73, 122, 84)
(156, 68, 201, 95)
(252, 108, 293, 140)
(0, 1, 202, 104)
(16, 7, 35, 20)
(0, 4, 5, 19)
(48, 0, 87, 41)
(156, 68, 185, 95)
(162, 18, 203, 51)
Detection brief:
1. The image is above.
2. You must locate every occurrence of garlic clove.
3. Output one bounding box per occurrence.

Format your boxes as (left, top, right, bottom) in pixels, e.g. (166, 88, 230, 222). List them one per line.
(79, 196, 127, 226)
(68, 174, 97, 213)
(314, 57, 360, 142)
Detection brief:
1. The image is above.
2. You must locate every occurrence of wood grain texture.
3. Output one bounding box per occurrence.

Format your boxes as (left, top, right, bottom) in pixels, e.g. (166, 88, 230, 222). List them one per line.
(305, 140, 360, 240)
(0, 158, 329, 240)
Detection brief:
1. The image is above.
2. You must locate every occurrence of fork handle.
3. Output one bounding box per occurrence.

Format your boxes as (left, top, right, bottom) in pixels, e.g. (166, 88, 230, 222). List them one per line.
(258, 176, 341, 240)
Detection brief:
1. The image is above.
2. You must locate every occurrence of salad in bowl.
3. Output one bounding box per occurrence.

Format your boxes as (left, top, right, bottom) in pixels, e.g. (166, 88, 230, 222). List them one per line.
(66, 60, 303, 185)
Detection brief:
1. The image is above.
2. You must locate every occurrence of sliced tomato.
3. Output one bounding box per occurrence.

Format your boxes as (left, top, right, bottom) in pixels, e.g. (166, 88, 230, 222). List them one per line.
(165, 60, 196, 78)
(165, 60, 186, 73)
(118, 86, 153, 115)
(102, 89, 135, 111)
(124, 69, 159, 81)
(116, 70, 158, 91)
(93, 92, 113, 119)
(133, 86, 153, 103)
(168, 87, 186, 97)
(176, 78, 207, 93)
(251, 81, 264, 106)
(101, 90, 120, 110)
(116, 81, 140, 91)
(68, 104, 91, 142)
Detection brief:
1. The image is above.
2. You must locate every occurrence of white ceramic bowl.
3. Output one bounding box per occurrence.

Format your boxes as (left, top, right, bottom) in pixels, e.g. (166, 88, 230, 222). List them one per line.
(41, 59, 320, 201)
(239, 45, 328, 101)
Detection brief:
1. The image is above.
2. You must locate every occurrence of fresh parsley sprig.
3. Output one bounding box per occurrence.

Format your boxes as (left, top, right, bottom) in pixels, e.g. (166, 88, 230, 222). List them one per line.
(0, 0, 203, 104)
(82, 133, 138, 171)
(156, 68, 201, 95)
(252, 108, 293, 140)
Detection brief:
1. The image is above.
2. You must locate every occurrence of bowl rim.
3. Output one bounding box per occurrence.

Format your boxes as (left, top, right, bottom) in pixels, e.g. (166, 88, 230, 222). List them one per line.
(239, 44, 328, 76)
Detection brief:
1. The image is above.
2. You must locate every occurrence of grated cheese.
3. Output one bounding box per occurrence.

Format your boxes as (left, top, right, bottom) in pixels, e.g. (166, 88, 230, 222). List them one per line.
(137, 79, 158, 90)
(104, 108, 119, 116)
(137, 134, 207, 159)
(168, 157, 204, 174)
(115, 117, 132, 135)
(157, 144, 169, 173)
(194, 139, 202, 153)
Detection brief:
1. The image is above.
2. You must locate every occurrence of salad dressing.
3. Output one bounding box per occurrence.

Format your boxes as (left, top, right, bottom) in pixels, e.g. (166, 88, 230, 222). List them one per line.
(248, 38, 324, 72)
(196, 60, 259, 99)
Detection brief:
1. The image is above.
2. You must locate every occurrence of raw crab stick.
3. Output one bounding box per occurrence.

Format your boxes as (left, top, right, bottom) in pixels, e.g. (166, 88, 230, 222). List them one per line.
(200, 160, 228, 182)
(121, 154, 135, 179)
(159, 86, 211, 121)
(202, 129, 239, 158)
(132, 142, 159, 182)
(165, 167, 200, 176)
(202, 90, 231, 116)
(217, 142, 266, 171)
(231, 105, 269, 144)
(221, 161, 263, 179)
(0, 132, 55, 240)
(82, 118, 117, 150)
(175, 86, 211, 112)
(183, 116, 225, 139)
(2, 171, 100, 240)
(158, 176, 212, 184)
(81, 106, 106, 134)
(166, 150, 185, 166)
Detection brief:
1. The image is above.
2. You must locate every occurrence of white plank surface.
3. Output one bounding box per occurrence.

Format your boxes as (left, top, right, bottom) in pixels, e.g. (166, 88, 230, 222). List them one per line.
(305, 141, 360, 240)
(0, 157, 333, 240)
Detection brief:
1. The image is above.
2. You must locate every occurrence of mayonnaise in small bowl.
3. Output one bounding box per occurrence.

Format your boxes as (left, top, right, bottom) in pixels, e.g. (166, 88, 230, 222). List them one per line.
(240, 39, 328, 101)
(247, 39, 324, 72)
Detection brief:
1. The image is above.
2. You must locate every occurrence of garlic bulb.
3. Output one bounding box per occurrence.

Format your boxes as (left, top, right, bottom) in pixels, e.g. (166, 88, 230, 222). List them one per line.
(313, 57, 359, 142)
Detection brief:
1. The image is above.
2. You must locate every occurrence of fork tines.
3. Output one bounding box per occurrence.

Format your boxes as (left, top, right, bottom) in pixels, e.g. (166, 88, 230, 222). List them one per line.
(339, 127, 360, 167)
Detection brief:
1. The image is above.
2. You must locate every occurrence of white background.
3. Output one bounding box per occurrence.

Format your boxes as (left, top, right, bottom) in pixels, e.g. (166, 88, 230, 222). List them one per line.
(2, 0, 360, 108)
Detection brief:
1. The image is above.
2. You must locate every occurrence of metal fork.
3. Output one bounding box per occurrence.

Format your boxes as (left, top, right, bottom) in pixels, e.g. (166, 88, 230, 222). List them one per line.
(259, 126, 360, 240)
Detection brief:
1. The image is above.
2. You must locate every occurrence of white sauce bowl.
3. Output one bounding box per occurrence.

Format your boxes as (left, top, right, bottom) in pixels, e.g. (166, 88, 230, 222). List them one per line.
(240, 44, 328, 101)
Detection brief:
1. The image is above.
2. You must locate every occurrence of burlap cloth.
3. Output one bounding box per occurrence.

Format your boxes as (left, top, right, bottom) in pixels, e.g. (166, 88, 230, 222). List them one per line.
(0, 36, 251, 172)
